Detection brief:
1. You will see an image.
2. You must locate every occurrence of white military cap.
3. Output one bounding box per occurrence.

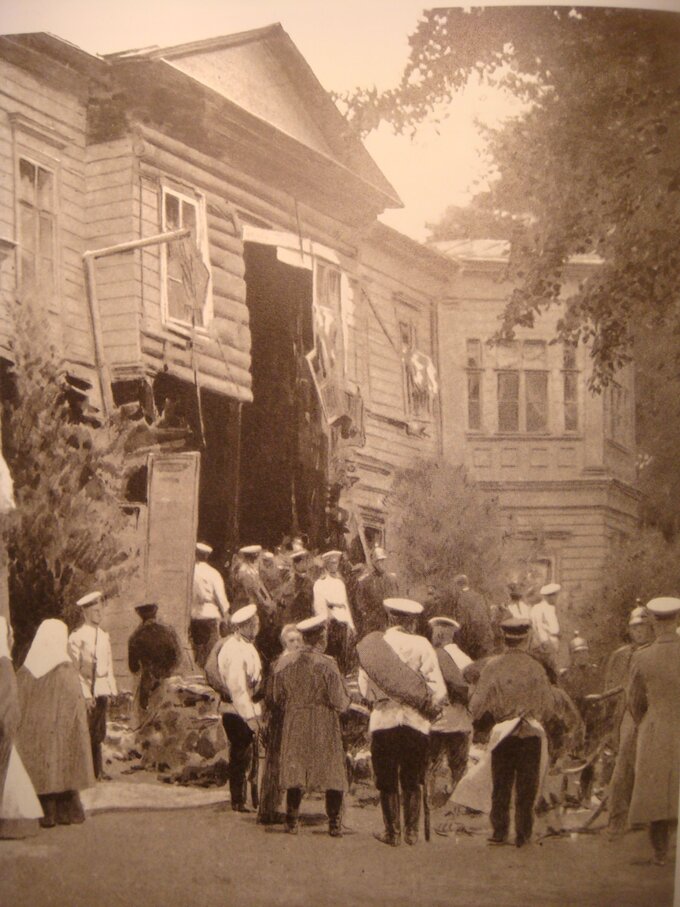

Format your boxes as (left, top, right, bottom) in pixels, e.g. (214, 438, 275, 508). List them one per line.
(540, 583, 562, 596)
(372, 547, 388, 562)
(383, 598, 423, 616)
(239, 545, 262, 556)
(628, 606, 650, 625)
(231, 604, 257, 625)
(645, 597, 680, 617)
(196, 542, 212, 555)
(428, 616, 460, 630)
(76, 590, 104, 608)
(296, 614, 327, 634)
(290, 548, 309, 561)
(321, 550, 342, 560)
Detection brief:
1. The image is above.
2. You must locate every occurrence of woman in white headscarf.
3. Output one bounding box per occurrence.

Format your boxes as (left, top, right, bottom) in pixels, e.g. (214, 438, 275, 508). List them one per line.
(16, 619, 94, 828)
(0, 616, 42, 838)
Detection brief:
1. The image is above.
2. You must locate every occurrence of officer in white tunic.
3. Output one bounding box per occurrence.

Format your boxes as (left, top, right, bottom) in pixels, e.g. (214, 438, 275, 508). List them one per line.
(217, 605, 262, 812)
(68, 591, 117, 780)
(530, 583, 561, 665)
(313, 550, 356, 674)
(358, 598, 446, 846)
(191, 542, 229, 668)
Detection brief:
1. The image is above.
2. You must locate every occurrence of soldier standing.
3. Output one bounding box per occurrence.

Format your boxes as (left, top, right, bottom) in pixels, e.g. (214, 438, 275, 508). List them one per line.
(560, 631, 601, 805)
(355, 547, 399, 637)
(191, 542, 229, 668)
(313, 550, 356, 674)
(470, 618, 555, 848)
(604, 605, 654, 837)
(68, 591, 117, 780)
(627, 597, 680, 866)
(358, 598, 447, 847)
(216, 605, 263, 813)
(452, 575, 494, 661)
(127, 603, 182, 715)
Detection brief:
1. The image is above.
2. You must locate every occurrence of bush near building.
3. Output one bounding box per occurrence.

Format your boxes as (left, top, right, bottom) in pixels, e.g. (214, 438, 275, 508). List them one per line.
(3, 298, 140, 663)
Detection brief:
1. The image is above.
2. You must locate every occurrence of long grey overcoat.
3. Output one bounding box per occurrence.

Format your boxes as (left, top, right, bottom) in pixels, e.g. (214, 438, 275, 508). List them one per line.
(272, 648, 351, 792)
(628, 632, 680, 824)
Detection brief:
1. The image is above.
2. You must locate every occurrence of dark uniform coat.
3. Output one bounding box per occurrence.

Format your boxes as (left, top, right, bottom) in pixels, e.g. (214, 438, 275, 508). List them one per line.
(455, 588, 494, 661)
(272, 648, 351, 792)
(16, 663, 94, 795)
(628, 632, 680, 824)
(128, 619, 182, 710)
(355, 570, 399, 636)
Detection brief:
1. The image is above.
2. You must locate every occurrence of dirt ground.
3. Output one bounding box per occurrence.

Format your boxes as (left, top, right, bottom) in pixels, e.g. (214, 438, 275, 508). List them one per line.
(1, 788, 675, 907)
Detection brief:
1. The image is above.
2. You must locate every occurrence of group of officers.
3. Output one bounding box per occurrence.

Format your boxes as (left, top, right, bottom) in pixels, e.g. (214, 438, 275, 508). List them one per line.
(68, 538, 678, 864)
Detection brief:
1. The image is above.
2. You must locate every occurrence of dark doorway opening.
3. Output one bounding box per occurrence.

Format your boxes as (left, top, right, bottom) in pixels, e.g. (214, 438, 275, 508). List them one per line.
(151, 372, 240, 561)
(240, 243, 328, 549)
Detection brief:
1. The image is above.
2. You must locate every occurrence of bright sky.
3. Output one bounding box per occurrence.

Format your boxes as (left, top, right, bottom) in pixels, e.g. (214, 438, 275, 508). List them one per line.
(1, 1, 674, 239)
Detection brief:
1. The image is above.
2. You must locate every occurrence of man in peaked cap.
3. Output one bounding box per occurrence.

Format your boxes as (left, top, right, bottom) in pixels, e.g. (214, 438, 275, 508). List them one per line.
(233, 545, 278, 664)
(604, 604, 654, 837)
(313, 550, 356, 674)
(216, 605, 262, 813)
(127, 603, 182, 717)
(191, 542, 229, 669)
(358, 598, 447, 846)
(68, 591, 117, 780)
(627, 597, 680, 865)
(356, 547, 400, 637)
(530, 583, 562, 667)
(427, 617, 472, 800)
(469, 617, 556, 847)
(272, 614, 351, 836)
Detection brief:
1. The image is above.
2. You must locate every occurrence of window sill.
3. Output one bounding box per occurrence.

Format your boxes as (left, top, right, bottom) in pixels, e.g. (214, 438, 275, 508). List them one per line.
(464, 431, 584, 441)
(161, 320, 211, 342)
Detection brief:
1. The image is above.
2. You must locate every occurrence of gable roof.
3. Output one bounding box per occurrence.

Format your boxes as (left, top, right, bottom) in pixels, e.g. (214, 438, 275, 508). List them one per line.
(105, 24, 401, 210)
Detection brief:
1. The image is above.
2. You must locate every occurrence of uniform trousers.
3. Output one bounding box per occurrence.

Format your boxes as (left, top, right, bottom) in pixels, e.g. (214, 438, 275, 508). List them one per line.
(608, 717, 637, 832)
(490, 734, 542, 844)
(371, 725, 429, 793)
(222, 713, 254, 808)
(428, 731, 470, 793)
(87, 696, 108, 779)
(189, 618, 219, 669)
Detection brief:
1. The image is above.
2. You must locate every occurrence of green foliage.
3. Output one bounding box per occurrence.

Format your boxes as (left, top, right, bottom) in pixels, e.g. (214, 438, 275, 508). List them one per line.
(339, 7, 680, 387)
(585, 528, 680, 656)
(3, 299, 140, 659)
(385, 458, 515, 602)
(426, 193, 520, 242)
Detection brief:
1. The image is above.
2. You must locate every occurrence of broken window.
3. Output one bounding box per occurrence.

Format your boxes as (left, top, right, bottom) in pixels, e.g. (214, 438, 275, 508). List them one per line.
(161, 185, 211, 328)
(18, 157, 55, 291)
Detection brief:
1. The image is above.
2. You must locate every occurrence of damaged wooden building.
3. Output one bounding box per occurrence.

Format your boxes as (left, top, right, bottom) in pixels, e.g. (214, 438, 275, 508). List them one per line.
(0, 26, 639, 675)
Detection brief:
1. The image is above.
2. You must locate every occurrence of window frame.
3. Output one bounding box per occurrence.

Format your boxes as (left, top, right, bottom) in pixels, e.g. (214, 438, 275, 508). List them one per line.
(494, 340, 550, 435)
(159, 182, 213, 333)
(15, 152, 58, 295)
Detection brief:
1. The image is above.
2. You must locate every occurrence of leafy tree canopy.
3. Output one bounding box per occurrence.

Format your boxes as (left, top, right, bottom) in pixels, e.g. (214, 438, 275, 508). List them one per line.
(338, 7, 680, 386)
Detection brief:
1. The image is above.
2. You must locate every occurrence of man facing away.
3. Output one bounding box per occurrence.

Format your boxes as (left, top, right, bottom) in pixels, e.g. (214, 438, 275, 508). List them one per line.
(68, 591, 117, 780)
(426, 617, 472, 798)
(272, 614, 351, 837)
(452, 575, 494, 661)
(191, 542, 229, 669)
(627, 596, 680, 866)
(216, 605, 262, 813)
(470, 617, 556, 848)
(127, 603, 182, 715)
(359, 598, 447, 847)
(356, 547, 399, 637)
(604, 604, 654, 837)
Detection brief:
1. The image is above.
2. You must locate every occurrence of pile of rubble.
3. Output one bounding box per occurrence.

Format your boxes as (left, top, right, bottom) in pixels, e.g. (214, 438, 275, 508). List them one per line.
(104, 677, 230, 787)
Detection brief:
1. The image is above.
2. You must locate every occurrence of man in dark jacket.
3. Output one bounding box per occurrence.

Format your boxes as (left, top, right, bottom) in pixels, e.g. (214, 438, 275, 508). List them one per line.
(128, 603, 182, 713)
(453, 575, 494, 660)
(272, 614, 351, 836)
(355, 547, 399, 637)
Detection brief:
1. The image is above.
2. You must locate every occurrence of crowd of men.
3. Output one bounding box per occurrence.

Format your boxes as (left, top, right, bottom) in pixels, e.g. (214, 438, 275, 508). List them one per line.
(121, 539, 675, 865)
(2, 532, 676, 870)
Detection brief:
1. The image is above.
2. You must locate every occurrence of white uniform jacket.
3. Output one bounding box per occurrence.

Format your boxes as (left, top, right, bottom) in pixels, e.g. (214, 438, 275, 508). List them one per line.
(217, 633, 262, 721)
(192, 562, 230, 620)
(313, 574, 355, 630)
(68, 624, 117, 700)
(531, 599, 560, 651)
(358, 626, 447, 736)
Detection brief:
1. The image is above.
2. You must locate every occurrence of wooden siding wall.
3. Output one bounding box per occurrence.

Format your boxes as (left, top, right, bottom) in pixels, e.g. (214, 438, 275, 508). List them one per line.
(0, 58, 95, 372)
(84, 136, 140, 368)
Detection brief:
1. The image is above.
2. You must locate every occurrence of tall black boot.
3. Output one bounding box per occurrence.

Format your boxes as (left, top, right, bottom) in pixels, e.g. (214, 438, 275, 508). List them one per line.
(403, 788, 421, 845)
(374, 791, 401, 846)
(286, 788, 303, 834)
(326, 790, 344, 837)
